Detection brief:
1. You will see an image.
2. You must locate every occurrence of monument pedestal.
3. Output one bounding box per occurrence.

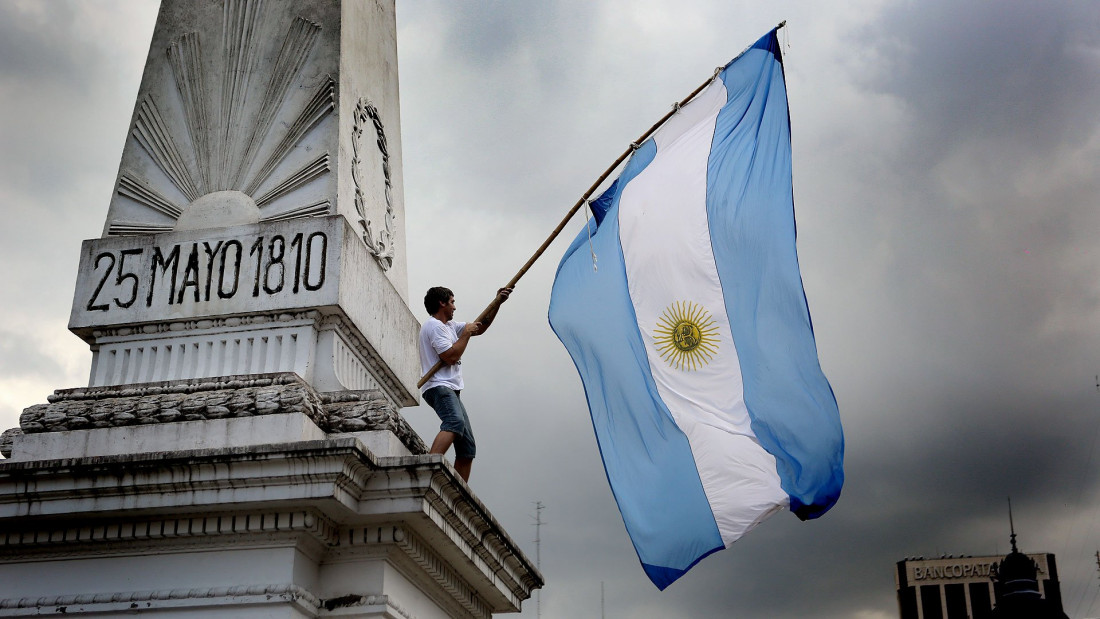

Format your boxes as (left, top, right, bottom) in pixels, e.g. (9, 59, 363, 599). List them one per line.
(0, 376, 541, 618)
(1, 1, 542, 614)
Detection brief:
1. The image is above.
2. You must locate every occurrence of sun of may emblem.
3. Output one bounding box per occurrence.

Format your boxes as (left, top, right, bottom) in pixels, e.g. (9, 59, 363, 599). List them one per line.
(653, 301, 720, 371)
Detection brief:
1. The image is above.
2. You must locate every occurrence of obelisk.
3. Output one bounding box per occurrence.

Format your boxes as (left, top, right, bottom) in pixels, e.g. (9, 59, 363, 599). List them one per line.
(66, 0, 418, 405)
(0, 2, 541, 616)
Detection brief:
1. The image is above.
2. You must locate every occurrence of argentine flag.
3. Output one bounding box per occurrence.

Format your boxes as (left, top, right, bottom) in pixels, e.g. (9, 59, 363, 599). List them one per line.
(548, 29, 843, 590)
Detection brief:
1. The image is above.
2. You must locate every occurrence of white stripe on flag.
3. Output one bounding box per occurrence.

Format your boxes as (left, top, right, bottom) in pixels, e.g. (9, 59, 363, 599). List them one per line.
(618, 80, 789, 546)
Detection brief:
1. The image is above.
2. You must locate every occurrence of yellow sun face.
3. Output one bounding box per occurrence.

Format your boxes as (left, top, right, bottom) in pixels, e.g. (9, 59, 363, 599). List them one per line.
(653, 301, 720, 371)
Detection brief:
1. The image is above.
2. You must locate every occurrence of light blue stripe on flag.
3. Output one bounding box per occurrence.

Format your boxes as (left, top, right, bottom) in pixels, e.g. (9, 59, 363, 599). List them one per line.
(550, 141, 724, 590)
(708, 35, 844, 518)
(549, 28, 843, 590)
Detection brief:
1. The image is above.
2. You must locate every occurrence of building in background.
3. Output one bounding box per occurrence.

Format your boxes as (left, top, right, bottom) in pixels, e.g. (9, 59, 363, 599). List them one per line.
(987, 529, 1070, 619)
(895, 548, 1066, 619)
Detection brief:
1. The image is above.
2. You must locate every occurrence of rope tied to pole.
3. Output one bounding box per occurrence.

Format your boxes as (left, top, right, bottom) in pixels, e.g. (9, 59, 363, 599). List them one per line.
(584, 200, 598, 272)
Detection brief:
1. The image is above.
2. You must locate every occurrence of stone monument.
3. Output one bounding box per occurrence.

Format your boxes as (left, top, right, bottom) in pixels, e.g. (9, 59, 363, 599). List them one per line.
(0, 2, 541, 617)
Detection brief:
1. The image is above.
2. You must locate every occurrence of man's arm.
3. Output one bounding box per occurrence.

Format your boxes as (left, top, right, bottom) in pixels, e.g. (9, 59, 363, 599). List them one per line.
(439, 322, 480, 364)
(436, 287, 512, 364)
(470, 287, 512, 337)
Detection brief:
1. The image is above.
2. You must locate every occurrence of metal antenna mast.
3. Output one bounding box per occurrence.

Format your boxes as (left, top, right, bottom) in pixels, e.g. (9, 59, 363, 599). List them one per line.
(1008, 496, 1018, 553)
(533, 501, 545, 619)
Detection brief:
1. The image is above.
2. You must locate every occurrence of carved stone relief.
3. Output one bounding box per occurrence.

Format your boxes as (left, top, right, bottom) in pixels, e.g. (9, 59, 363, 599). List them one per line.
(6, 373, 428, 457)
(110, 0, 336, 236)
(352, 98, 397, 271)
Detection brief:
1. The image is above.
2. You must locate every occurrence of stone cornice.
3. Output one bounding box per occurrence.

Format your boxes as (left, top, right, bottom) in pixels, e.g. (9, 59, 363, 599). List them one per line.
(373, 456, 544, 593)
(340, 524, 489, 619)
(0, 440, 372, 521)
(0, 439, 539, 611)
(44, 372, 303, 402)
(425, 474, 540, 598)
(85, 310, 321, 342)
(0, 587, 416, 619)
(0, 509, 340, 559)
(0, 583, 322, 615)
(322, 594, 415, 618)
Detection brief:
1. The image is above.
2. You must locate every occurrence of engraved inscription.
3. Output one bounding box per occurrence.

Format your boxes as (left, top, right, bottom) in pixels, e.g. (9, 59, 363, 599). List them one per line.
(86, 249, 148, 313)
(84, 231, 328, 313)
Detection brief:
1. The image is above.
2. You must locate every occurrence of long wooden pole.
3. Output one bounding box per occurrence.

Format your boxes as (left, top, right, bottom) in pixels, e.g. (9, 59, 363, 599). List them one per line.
(416, 22, 786, 389)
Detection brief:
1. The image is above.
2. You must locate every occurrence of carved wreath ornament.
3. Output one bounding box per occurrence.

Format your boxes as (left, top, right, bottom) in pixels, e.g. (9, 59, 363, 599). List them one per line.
(352, 98, 396, 271)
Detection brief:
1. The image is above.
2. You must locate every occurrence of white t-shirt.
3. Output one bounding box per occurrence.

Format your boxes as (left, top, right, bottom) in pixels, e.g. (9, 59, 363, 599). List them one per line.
(419, 317, 468, 393)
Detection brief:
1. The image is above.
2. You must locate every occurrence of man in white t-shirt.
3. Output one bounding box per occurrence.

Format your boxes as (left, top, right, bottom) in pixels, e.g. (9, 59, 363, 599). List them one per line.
(419, 285, 511, 481)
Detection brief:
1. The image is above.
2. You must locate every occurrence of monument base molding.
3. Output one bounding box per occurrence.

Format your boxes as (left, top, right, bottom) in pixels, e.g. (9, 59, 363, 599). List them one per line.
(0, 380, 540, 618)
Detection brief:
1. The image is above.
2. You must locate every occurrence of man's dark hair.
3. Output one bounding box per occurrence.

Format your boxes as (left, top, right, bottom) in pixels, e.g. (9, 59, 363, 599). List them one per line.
(424, 286, 454, 315)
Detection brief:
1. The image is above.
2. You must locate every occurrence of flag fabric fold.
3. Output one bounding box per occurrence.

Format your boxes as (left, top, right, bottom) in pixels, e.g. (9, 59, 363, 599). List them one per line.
(548, 28, 843, 590)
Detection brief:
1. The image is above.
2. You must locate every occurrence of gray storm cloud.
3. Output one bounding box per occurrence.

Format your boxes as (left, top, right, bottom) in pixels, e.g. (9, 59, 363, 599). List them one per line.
(2, 1, 1099, 617)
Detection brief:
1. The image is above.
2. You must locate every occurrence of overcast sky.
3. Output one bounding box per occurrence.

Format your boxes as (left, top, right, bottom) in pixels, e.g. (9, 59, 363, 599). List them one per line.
(3, 1, 1100, 617)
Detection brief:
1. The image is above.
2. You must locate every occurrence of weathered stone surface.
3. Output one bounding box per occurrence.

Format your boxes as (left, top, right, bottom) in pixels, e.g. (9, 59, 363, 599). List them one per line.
(156, 410, 181, 423)
(323, 393, 426, 453)
(0, 429, 19, 459)
(5, 373, 427, 456)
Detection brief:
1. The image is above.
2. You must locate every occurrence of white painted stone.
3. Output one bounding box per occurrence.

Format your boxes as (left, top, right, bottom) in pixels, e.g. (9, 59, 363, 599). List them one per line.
(174, 190, 261, 230)
(313, 326, 384, 392)
(7, 415, 415, 462)
(87, 316, 318, 387)
(6, 413, 326, 461)
(69, 216, 420, 405)
(0, 547, 308, 607)
(71, 218, 338, 328)
(0, 442, 543, 617)
(331, 429, 413, 458)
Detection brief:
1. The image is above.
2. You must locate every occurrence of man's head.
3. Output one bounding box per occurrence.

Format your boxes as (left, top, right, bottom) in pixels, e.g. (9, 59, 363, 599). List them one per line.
(424, 286, 455, 319)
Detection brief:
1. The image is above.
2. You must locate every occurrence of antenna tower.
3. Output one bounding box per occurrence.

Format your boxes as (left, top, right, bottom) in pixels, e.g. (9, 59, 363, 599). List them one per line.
(533, 501, 545, 619)
(1008, 496, 1018, 553)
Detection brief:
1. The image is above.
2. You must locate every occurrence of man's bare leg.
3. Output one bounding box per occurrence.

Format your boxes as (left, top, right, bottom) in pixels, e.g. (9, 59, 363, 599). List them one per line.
(454, 457, 473, 482)
(429, 432, 471, 481)
(430, 431, 456, 454)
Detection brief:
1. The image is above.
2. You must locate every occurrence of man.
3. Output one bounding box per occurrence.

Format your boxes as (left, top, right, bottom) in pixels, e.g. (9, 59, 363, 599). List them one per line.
(419, 286, 511, 481)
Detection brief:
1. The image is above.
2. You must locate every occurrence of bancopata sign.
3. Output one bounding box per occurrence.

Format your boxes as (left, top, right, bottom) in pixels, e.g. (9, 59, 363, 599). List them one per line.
(907, 554, 1048, 586)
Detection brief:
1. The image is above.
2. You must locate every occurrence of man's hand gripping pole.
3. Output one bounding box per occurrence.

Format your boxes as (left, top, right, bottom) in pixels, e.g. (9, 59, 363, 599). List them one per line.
(417, 288, 510, 388)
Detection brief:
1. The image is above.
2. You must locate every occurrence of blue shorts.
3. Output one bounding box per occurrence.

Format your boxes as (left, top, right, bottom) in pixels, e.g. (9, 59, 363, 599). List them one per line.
(423, 386, 476, 459)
